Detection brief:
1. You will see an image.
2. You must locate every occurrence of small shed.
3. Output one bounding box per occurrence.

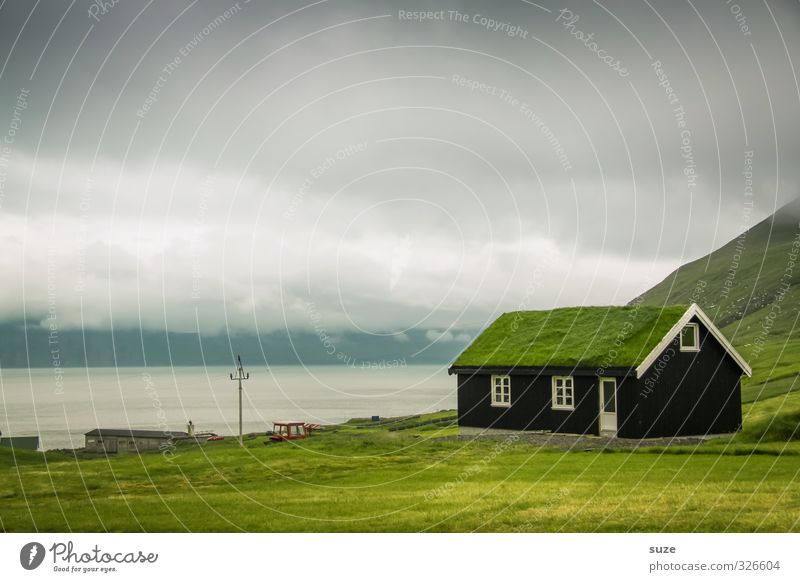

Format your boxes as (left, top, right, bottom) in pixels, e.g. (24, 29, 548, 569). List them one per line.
(448, 304, 751, 438)
(0, 435, 40, 451)
(84, 428, 188, 454)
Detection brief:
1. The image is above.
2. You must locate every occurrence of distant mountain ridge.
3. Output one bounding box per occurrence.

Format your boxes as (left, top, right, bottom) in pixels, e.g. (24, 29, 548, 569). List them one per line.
(0, 324, 464, 369)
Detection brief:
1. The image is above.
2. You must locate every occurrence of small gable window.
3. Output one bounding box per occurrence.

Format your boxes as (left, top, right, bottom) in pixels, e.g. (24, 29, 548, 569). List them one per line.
(552, 376, 574, 410)
(680, 323, 699, 352)
(491, 375, 511, 407)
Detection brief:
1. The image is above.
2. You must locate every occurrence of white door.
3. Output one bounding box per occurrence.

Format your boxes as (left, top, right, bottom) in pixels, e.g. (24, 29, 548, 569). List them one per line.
(599, 377, 617, 434)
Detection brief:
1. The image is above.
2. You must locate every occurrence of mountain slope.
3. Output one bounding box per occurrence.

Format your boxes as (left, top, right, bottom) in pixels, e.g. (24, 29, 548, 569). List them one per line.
(633, 198, 800, 403)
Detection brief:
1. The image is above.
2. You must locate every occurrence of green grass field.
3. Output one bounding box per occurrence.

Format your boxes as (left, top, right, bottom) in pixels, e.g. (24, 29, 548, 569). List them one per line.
(1, 400, 798, 533)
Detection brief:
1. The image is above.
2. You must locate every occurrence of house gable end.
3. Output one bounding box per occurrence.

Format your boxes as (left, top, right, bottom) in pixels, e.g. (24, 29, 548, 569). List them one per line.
(634, 304, 751, 379)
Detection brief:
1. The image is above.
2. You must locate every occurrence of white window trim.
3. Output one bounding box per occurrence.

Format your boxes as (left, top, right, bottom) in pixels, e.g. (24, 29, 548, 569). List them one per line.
(552, 375, 575, 410)
(490, 374, 511, 408)
(679, 322, 700, 352)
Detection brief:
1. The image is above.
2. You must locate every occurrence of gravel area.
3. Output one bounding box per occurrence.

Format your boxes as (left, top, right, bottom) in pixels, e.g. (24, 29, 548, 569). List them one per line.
(437, 432, 727, 450)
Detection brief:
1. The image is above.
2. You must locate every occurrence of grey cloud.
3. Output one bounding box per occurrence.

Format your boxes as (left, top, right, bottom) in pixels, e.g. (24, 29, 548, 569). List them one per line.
(0, 0, 797, 336)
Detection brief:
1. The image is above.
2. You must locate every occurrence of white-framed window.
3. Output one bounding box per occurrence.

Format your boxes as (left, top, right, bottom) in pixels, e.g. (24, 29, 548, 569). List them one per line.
(552, 376, 574, 410)
(491, 375, 511, 407)
(680, 323, 699, 352)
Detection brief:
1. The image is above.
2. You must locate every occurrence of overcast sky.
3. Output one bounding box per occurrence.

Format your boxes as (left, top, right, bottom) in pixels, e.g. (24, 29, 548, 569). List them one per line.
(0, 0, 798, 339)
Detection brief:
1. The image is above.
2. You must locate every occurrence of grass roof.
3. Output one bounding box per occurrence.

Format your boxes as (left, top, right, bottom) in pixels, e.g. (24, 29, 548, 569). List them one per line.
(452, 305, 689, 369)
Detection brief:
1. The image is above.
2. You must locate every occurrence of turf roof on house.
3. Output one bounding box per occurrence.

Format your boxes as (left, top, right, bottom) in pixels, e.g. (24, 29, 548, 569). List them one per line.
(453, 305, 690, 369)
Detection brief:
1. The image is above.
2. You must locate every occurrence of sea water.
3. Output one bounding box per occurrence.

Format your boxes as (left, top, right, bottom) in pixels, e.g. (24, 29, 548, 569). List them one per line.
(0, 365, 455, 450)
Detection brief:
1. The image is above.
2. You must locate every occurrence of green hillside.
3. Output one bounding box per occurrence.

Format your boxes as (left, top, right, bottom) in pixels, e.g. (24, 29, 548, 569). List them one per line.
(633, 198, 800, 405)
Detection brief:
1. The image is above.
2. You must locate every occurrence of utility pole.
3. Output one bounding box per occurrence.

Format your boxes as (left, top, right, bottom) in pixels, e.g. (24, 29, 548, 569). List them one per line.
(230, 355, 249, 446)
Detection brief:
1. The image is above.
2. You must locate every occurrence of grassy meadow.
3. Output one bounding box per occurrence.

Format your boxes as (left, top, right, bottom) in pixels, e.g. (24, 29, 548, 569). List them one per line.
(1, 400, 798, 533)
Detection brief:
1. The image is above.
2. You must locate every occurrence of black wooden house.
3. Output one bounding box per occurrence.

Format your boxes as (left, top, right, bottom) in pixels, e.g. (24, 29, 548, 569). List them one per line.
(448, 304, 751, 438)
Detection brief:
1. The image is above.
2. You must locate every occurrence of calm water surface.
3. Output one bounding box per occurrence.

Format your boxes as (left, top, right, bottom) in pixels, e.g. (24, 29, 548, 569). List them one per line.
(0, 365, 455, 450)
